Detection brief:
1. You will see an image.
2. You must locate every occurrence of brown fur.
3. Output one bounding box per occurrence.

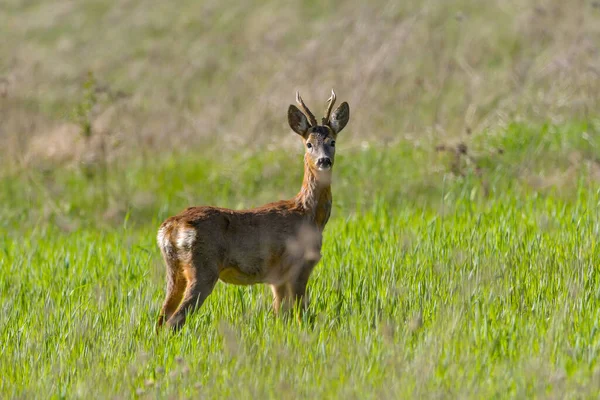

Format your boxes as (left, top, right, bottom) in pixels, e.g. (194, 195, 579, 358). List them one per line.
(156, 91, 349, 330)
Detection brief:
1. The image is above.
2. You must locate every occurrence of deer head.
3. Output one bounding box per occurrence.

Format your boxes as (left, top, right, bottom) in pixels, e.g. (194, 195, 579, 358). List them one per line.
(288, 90, 350, 172)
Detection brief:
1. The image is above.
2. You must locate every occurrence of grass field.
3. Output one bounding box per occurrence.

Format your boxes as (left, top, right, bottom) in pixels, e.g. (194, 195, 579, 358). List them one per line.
(2, 0, 600, 398)
(2, 122, 600, 398)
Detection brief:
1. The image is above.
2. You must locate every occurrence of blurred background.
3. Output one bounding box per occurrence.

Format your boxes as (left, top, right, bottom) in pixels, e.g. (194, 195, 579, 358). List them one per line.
(3, 0, 599, 157)
(1, 0, 600, 225)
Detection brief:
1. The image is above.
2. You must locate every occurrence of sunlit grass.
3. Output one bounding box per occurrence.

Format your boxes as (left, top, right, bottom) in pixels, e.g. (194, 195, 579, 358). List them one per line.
(1, 122, 599, 398)
(2, 0, 600, 396)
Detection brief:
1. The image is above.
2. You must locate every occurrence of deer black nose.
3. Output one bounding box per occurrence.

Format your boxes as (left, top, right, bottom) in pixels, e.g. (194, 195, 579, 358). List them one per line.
(317, 157, 332, 168)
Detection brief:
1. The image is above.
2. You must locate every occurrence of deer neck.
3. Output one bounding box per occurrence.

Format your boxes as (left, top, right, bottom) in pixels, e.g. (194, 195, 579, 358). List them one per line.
(296, 155, 332, 229)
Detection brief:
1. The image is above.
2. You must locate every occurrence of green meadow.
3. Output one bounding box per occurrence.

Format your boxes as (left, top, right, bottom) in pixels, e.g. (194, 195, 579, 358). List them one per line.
(2, 0, 600, 398)
(2, 122, 600, 398)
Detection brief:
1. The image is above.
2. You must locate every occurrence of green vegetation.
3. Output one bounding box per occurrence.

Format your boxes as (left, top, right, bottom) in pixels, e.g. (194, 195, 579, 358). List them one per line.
(2, 122, 600, 398)
(1, 0, 600, 398)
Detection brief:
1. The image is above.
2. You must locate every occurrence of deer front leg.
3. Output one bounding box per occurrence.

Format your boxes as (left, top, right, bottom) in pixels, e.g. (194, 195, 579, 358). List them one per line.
(271, 283, 289, 315)
(271, 259, 318, 319)
(291, 261, 316, 319)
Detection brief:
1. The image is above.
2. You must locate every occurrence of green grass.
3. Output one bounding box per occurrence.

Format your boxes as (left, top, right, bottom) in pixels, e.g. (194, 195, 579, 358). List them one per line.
(1, 122, 599, 398)
(2, 0, 600, 397)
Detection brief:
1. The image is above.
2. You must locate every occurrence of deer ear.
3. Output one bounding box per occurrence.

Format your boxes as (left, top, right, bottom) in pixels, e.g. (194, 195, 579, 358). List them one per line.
(329, 102, 349, 134)
(288, 105, 310, 137)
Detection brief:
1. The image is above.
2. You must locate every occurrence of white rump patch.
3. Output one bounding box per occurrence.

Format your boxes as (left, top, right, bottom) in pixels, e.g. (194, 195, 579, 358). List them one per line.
(157, 225, 175, 258)
(157, 226, 168, 249)
(176, 227, 196, 250)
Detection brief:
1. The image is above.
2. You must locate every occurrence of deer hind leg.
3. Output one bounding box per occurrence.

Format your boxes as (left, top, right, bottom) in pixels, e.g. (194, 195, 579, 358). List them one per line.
(166, 258, 218, 331)
(157, 259, 186, 329)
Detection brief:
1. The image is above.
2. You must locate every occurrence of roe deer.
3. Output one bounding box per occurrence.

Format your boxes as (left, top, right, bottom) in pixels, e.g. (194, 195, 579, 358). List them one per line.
(156, 90, 350, 330)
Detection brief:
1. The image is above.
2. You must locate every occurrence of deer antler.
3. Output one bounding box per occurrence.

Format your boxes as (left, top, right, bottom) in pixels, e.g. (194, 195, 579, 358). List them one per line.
(322, 89, 337, 125)
(296, 91, 318, 127)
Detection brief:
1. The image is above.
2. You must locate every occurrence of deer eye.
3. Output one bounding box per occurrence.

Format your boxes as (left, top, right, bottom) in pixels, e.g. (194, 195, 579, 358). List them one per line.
(306, 143, 313, 149)
(330, 141, 335, 147)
